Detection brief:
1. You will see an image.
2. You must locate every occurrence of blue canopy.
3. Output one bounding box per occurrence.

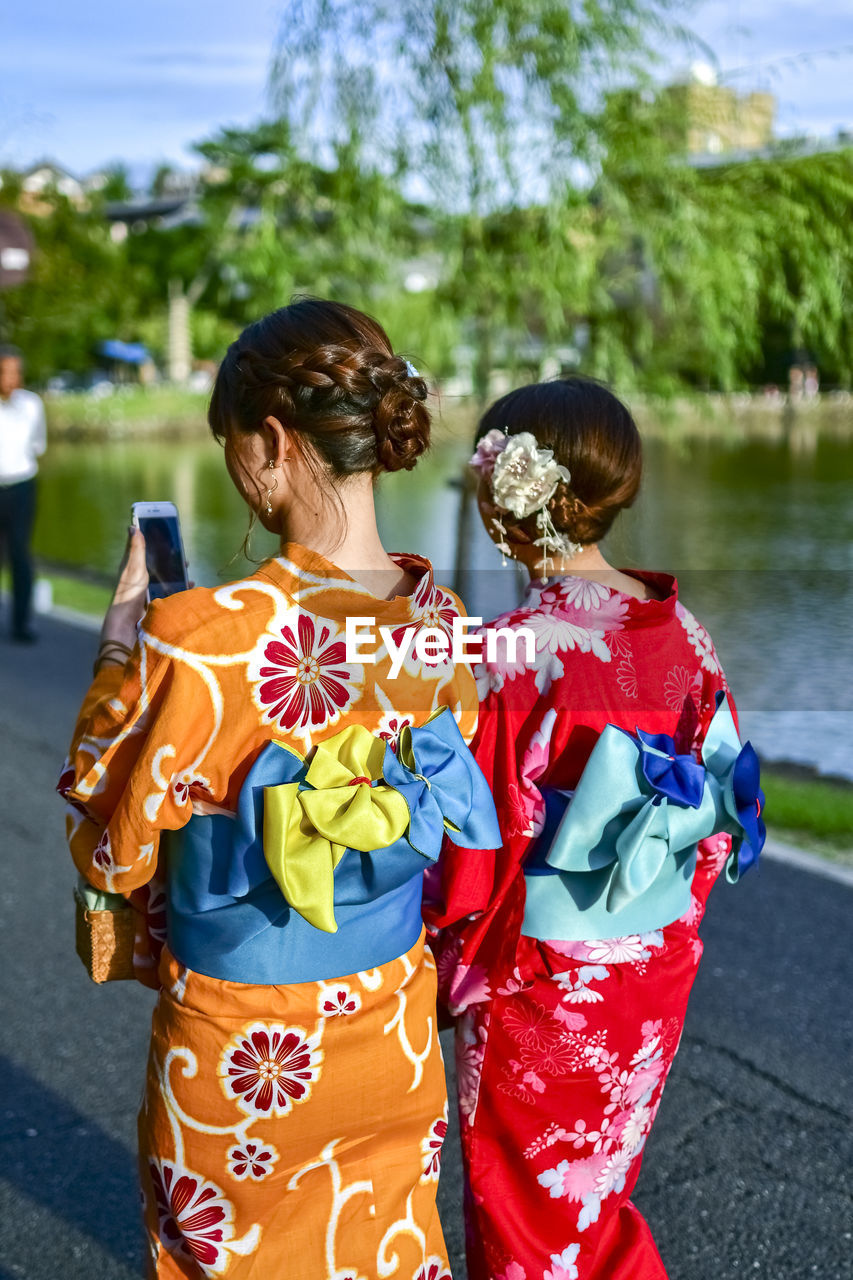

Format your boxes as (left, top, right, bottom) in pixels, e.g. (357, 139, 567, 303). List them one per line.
(97, 339, 151, 364)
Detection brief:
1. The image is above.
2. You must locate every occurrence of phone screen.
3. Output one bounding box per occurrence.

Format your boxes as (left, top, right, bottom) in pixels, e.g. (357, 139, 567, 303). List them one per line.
(137, 515, 188, 599)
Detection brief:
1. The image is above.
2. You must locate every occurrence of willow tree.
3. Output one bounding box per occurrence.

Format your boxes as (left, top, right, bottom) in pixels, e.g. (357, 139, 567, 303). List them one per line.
(586, 91, 853, 390)
(270, 0, 697, 400)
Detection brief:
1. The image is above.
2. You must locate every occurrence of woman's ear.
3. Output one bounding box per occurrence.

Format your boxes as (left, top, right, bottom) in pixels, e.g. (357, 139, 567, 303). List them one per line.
(261, 415, 291, 467)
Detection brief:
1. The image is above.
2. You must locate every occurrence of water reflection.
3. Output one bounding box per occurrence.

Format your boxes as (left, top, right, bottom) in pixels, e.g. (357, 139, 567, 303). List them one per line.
(35, 425, 852, 775)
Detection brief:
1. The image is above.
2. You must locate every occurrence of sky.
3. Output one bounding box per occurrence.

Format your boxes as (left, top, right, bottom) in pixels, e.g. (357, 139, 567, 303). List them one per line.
(1, 0, 851, 179)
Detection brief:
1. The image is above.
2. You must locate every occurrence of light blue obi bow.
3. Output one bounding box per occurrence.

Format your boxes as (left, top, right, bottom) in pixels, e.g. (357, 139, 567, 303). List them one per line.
(522, 692, 765, 941)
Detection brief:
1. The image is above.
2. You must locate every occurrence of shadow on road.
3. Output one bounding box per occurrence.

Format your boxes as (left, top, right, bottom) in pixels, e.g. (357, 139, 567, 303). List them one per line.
(0, 1054, 145, 1273)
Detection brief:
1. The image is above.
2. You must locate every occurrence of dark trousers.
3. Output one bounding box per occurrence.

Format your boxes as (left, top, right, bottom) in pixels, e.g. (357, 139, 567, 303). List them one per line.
(0, 478, 36, 635)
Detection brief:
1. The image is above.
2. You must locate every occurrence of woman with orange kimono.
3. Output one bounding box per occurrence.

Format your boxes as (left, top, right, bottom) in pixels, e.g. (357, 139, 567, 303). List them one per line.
(59, 299, 499, 1279)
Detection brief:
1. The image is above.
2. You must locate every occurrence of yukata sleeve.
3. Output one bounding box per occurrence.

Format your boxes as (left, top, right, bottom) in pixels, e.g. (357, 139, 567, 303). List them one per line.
(425, 669, 561, 1010)
(58, 601, 199, 896)
(426, 668, 552, 928)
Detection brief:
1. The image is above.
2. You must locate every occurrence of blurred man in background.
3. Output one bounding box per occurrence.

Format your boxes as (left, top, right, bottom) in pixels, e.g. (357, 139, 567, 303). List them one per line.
(0, 346, 46, 643)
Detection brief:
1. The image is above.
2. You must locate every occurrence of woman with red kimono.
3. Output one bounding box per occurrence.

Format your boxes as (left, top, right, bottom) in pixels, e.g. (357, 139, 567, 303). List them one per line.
(426, 377, 764, 1280)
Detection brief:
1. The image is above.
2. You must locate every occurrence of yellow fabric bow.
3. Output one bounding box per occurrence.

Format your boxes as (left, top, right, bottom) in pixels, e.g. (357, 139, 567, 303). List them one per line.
(262, 724, 410, 933)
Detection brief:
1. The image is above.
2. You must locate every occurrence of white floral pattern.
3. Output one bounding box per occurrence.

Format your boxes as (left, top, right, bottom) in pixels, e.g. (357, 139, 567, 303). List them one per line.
(317, 982, 362, 1017)
(218, 1021, 324, 1118)
(543, 1244, 581, 1280)
(226, 1139, 279, 1182)
(675, 602, 721, 675)
(248, 609, 363, 734)
(420, 1103, 448, 1182)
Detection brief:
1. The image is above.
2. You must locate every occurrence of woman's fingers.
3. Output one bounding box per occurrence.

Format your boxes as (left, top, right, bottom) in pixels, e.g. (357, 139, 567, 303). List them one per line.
(100, 528, 150, 649)
(112, 527, 149, 606)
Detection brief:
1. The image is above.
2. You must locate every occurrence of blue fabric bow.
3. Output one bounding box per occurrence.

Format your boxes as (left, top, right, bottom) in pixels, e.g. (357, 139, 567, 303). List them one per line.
(522, 692, 766, 941)
(220, 708, 499, 926)
(382, 708, 502, 860)
(636, 729, 706, 808)
(701, 692, 766, 880)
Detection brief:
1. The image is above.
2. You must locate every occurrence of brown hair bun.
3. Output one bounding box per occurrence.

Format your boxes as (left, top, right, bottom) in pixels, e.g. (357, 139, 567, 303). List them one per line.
(373, 362, 430, 472)
(476, 376, 642, 545)
(209, 299, 431, 477)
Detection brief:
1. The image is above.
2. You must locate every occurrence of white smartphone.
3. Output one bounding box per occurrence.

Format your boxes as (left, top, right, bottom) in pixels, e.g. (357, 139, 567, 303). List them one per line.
(130, 501, 190, 601)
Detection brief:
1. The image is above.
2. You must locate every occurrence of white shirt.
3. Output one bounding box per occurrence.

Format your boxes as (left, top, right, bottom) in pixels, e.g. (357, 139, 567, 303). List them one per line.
(0, 388, 47, 484)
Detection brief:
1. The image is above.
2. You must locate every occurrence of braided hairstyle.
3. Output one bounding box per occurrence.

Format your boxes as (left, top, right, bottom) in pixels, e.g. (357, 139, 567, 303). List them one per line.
(476, 376, 642, 546)
(209, 299, 430, 475)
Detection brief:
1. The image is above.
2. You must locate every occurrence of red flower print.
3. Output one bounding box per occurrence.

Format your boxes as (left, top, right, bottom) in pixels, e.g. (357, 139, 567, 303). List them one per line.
(663, 664, 698, 712)
(413, 1257, 452, 1280)
(91, 828, 114, 875)
(143, 879, 168, 945)
(420, 1105, 448, 1182)
(250, 611, 361, 732)
(219, 1021, 323, 1117)
(90, 829, 129, 892)
(149, 1159, 234, 1274)
(501, 1000, 560, 1049)
(377, 712, 414, 751)
(57, 761, 88, 817)
(522, 1037, 586, 1077)
(317, 982, 362, 1016)
(172, 777, 190, 804)
(391, 580, 459, 670)
(616, 658, 638, 699)
(505, 782, 536, 838)
(226, 1139, 278, 1182)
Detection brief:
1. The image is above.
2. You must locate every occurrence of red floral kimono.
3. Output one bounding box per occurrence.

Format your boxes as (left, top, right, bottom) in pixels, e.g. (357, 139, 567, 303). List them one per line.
(426, 572, 735, 1280)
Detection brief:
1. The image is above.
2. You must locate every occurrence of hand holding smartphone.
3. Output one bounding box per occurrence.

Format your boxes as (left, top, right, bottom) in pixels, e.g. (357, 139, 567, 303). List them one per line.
(130, 501, 190, 601)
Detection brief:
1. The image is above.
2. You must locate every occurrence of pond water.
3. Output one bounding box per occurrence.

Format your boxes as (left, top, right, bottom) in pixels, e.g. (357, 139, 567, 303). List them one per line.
(35, 417, 853, 777)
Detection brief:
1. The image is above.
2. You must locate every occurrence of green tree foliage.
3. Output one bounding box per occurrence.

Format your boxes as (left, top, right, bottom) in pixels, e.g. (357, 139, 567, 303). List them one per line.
(271, 0, 692, 397)
(192, 118, 415, 327)
(0, 176, 147, 381)
(585, 91, 853, 389)
(3, 3, 852, 395)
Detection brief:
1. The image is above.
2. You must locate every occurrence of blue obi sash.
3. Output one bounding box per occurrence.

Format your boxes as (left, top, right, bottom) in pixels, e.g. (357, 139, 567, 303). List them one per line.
(522, 692, 765, 941)
(165, 708, 501, 984)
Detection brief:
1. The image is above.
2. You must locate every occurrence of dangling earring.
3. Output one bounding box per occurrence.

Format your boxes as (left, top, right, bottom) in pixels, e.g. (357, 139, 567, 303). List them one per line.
(265, 459, 278, 516)
(491, 515, 512, 567)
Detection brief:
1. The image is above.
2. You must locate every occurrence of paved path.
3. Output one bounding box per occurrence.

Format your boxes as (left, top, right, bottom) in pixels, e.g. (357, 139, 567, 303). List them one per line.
(0, 616, 850, 1280)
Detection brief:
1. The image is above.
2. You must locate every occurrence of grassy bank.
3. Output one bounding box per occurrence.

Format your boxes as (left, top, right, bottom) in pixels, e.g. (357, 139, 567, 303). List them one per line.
(43, 384, 853, 443)
(45, 386, 209, 438)
(762, 769, 853, 868)
(42, 571, 112, 617)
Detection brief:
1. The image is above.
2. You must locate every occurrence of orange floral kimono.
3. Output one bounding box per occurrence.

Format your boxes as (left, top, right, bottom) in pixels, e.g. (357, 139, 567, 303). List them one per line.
(60, 544, 491, 1280)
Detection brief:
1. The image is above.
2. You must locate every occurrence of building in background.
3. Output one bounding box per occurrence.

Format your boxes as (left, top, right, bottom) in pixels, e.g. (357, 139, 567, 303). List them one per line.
(662, 64, 776, 157)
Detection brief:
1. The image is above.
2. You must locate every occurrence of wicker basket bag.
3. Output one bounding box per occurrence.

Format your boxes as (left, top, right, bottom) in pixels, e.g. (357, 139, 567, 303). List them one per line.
(74, 878, 136, 982)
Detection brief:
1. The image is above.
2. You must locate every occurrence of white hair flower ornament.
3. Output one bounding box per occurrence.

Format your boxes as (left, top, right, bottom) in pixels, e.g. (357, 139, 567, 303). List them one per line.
(469, 428, 582, 570)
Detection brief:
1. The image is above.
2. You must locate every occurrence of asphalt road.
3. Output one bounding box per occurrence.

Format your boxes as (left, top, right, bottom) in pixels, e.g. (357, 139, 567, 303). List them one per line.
(1, 614, 851, 1280)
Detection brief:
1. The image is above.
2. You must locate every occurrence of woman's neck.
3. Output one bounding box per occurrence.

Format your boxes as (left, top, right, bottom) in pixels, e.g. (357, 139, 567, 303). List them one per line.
(525, 543, 612, 581)
(524, 545, 653, 602)
(278, 477, 416, 598)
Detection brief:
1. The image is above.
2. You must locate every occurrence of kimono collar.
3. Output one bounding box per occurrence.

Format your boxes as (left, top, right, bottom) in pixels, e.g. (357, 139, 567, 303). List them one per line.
(256, 542, 438, 623)
(526, 570, 679, 629)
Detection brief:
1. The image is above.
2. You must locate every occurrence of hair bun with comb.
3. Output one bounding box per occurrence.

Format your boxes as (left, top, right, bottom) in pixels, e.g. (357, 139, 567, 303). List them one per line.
(208, 299, 432, 478)
(373, 359, 430, 472)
